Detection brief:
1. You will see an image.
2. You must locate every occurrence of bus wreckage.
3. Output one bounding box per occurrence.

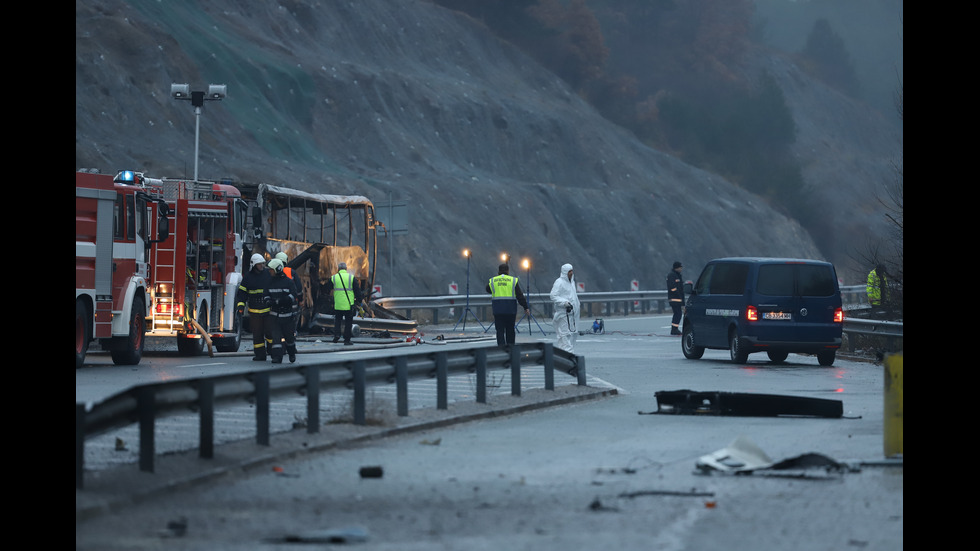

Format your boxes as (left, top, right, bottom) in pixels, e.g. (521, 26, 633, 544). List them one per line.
(239, 183, 417, 337)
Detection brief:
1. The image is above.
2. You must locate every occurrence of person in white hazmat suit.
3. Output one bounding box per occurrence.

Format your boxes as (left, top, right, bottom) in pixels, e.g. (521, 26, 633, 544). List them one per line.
(550, 263, 581, 353)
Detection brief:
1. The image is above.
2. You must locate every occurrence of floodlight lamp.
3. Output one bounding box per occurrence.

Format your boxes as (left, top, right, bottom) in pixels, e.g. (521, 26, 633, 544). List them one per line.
(207, 84, 227, 99)
(171, 83, 190, 99)
(463, 249, 470, 258)
(522, 259, 530, 270)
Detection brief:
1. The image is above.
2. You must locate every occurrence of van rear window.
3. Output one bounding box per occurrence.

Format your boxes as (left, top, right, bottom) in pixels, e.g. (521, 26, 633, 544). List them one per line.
(757, 265, 795, 295)
(708, 263, 749, 295)
(756, 264, 837, 296)
(797, 265, 836, 296)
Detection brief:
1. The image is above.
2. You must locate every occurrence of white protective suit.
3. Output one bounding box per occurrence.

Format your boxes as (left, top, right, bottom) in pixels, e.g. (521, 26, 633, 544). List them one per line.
(550, 263, 581, 353)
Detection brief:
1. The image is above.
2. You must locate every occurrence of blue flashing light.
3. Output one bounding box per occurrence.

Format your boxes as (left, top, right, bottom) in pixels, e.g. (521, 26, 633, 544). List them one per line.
(115, 170, 136, 184)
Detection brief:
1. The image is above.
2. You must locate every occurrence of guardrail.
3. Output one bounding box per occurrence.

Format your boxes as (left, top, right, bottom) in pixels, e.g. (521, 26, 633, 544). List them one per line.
(75, 341, 584, 489)
(843, 318, 903, 338)
(375, 285, 872, 324)
(842, 317, 903, 354)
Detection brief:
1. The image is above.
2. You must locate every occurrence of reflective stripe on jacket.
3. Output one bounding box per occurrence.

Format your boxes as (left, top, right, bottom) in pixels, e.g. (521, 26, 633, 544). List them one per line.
(237, 269, 272, 314)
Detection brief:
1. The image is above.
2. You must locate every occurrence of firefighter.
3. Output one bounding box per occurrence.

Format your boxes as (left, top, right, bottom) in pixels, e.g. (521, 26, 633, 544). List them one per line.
(666, 261, 685, 335)
(267, 258, 300, 363)
(274, 251, 301, 331)
(330, 262, 364, 345)
(236, 253, 273, 361)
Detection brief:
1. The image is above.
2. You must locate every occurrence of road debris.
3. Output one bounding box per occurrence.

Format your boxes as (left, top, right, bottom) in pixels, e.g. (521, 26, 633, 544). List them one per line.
(695, 435, 859, 478)
(274, 526, 369, 544)
(651, 390, 843, 418)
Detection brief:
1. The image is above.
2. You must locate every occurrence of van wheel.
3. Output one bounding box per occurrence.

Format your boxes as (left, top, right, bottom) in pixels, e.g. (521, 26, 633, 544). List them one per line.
(767, 351, 789, 363)
(682, 324, 704, 359)
(729, 329, 749, 364)
(817, 350, 836, 366)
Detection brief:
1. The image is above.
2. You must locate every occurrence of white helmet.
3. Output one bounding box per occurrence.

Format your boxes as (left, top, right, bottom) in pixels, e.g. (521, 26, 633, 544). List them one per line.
(268, 258, 284, 275)
(250, 253, 266, 270)
(275, 252, 288, 263)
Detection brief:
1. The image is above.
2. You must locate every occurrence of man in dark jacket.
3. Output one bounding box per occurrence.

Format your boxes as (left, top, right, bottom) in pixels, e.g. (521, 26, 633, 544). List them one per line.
(236, 254, 273, 360)
(486, 263, 530, 347)
(267, 258, 301, 363)
(667, 261, 685, 335)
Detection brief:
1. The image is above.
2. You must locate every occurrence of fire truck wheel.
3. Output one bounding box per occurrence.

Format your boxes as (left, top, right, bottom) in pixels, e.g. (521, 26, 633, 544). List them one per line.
(111, 296, 145, 365)
(178, 308, 208, 356)
(215, 313, 243, 353)
(76, 300, 90, 369)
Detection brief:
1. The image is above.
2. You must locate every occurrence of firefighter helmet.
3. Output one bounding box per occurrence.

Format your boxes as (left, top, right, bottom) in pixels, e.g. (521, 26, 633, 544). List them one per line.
(275, 252, 288, 264)
(268, 258, 284, 275)
(250, 253, 266, 270)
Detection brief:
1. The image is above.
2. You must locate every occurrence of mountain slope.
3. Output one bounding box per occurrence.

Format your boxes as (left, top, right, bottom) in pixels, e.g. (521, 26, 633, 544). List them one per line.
(76, 0, 894, 295)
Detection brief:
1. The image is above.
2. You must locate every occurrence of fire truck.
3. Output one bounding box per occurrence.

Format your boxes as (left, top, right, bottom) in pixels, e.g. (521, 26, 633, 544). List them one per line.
(138, 172, 249, 356)
(75, 171, 170, 368)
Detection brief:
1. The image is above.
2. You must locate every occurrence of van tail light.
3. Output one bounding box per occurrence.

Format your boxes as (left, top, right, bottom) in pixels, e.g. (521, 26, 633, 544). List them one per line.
(834, 307, 844, 323)
(746, 305, 758, 322)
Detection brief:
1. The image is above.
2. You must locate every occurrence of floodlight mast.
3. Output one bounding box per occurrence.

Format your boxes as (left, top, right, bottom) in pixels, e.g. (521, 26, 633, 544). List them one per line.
(171, 83, 227, 182)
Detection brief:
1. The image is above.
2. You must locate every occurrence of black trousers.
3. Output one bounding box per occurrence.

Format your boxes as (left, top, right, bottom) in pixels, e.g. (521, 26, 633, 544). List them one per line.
(670, 302, 683, 332)
(334, 308, 355, 342)
(249, 313, 270, 358)
(268, 314, 297, 360)
(494, 313, 517, 346)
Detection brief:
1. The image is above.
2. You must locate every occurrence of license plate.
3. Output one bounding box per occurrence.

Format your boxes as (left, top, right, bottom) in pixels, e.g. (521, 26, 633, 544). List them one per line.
(763, 312, 791, 320)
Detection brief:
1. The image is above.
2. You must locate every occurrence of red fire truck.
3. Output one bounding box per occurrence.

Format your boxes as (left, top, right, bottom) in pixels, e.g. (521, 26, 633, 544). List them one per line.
(138, 172, 249, 356)
(75, 171, 170, 367)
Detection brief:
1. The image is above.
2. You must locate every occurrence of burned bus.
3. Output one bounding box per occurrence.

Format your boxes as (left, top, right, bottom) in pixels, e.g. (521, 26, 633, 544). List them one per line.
(238, 183, 381, 332)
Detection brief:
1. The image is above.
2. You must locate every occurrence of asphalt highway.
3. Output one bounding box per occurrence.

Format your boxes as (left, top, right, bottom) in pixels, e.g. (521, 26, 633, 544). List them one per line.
(76, 314, 902, 550)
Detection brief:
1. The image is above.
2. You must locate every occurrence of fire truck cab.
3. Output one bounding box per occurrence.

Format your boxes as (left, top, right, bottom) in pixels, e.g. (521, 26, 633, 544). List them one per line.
(75, 170, 170, 368)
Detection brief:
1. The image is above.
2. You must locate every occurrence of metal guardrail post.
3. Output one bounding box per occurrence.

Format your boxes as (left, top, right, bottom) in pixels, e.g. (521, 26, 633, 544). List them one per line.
(137, 387, 156, 473)
(256, 372, 270, 446)
(306, 366, 320, 433)
(395, 357, 409, 416)
(510, 345, 522, 397)
(353, 361, 366, 426)
(436, 352, 449, 410)
(576, 356, 587, 386)
(76, 404, 85, 489)
(544, 343, 555, 391)
(199, 380, 215, 459)
(476, 349, 488, 404)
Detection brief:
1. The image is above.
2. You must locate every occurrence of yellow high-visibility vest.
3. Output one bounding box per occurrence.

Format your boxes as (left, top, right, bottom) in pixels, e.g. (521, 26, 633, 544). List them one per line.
(331, 270, 356, 310)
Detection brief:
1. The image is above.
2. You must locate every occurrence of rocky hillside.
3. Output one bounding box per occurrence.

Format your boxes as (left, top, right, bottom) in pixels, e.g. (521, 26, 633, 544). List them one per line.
(75, 0, 900, 295)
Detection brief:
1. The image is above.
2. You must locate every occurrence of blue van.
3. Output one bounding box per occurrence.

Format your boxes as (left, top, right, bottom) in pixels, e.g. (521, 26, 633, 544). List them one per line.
(681, 258, 843, 366)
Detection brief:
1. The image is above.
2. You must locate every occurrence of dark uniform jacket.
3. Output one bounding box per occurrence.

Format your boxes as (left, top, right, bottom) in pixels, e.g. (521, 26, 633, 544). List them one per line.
(666, 270, 684, 303)
(236, 269, 273, 314)
(268, 273, 301, 318)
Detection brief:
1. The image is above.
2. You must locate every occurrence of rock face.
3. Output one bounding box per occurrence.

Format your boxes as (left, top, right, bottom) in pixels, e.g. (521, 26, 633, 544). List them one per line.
(75, 0, 899, 295)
